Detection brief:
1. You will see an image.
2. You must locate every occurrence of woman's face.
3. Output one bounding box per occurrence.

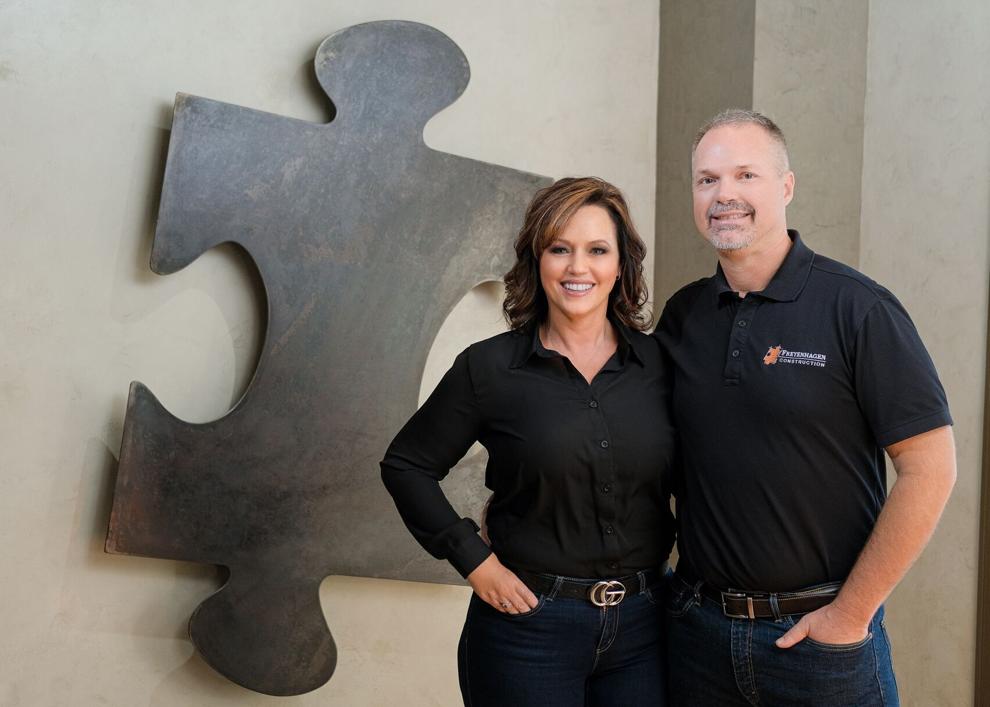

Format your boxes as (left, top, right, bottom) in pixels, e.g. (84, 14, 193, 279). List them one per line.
(538, 204, 621, 325)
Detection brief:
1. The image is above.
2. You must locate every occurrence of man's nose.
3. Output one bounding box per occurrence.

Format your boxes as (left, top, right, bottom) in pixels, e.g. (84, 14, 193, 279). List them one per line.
(715, 181, 739, 202)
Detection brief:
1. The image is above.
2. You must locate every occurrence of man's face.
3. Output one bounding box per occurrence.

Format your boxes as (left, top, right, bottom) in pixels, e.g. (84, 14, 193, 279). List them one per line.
(691, 123, 794, 252)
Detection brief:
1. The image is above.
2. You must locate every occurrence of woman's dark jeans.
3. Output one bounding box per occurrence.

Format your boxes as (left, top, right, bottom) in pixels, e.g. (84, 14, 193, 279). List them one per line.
(457, 571, 666, 706)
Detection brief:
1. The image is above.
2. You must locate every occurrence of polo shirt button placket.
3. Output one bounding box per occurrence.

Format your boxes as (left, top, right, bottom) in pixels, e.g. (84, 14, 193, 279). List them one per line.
(724, 299, 759, 382)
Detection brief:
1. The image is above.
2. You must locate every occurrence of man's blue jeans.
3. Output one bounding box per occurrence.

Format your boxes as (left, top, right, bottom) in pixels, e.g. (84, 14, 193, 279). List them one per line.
(457, 571, 667, 706)
(665, 571, 899, 706)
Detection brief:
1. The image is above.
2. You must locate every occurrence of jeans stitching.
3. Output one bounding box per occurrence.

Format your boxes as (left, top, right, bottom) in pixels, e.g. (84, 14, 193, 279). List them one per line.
(747, 620, 760, 705)
(803, 632, 873, 652)
(597, 606, 618, 654)
(502, 594, 547, 620)
(881, 618, 899, 700)
(590, 607, 606, 671)
(872, 619, 885, 706)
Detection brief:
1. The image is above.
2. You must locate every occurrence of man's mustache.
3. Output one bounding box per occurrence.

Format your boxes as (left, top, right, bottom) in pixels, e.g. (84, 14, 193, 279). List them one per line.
(708, 201, 754, 220)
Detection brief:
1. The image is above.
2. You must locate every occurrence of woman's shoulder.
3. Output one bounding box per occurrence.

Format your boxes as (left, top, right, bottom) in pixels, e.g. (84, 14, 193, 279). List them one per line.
(463, 328, 531, 366)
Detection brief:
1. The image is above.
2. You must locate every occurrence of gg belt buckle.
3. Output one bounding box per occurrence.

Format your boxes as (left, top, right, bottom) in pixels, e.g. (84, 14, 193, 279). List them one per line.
(589, 580, 626, 607)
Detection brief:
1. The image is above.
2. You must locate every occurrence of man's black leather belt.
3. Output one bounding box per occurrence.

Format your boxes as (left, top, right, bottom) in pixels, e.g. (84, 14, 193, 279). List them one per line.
(678, 569, 841, 619)
(512, 566, 662, 607)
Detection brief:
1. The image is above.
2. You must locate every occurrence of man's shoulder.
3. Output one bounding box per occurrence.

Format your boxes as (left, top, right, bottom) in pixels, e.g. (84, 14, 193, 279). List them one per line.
(652, 276, 713, 339)
(809, 252, 894, 304)
(662, 276, 714, 313)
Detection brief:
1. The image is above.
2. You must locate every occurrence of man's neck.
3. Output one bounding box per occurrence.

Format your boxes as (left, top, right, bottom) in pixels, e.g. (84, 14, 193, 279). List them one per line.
(717, 229, 793, 297)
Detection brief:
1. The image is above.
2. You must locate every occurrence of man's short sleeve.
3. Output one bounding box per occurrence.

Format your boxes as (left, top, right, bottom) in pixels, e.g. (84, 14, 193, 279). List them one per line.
(853, 296, 952, 448)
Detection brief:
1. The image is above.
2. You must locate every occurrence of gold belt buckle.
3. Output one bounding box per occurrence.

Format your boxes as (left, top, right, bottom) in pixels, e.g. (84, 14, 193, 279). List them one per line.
(589, 580, 626, 607)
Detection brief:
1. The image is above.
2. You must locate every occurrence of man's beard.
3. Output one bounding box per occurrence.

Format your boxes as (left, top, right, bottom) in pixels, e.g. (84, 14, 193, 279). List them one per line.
(706, 226, 754, 251)
(705, 200, 755, 251)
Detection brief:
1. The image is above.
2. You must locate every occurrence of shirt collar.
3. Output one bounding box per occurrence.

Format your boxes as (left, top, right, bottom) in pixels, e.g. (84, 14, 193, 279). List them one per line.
(509, 316, 646, 369)
(713, 229, 815, 305)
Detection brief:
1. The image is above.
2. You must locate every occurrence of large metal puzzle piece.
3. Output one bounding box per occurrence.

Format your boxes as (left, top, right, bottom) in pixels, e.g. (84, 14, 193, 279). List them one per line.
(105, 20, 550, 695)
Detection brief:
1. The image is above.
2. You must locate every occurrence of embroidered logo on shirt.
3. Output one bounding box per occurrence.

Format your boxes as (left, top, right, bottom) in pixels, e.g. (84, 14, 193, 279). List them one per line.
(763, 345, 782, 365)
(763, 345, 827, 368)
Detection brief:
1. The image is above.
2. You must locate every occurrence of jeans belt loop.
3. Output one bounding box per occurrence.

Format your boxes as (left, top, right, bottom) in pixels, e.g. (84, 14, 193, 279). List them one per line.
(769, 593, 782, 621)
(548, 575, 564, 600)
(636, 569, 648, 595)
(692, 580, 704, 604)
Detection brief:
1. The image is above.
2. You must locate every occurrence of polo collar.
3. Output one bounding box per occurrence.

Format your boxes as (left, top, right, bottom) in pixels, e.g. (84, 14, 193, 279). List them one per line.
(713, 229, 815, 305)
(509, 317, 646, 369)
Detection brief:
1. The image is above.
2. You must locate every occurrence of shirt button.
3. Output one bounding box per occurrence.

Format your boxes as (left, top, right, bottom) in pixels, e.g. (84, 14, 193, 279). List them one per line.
(600, 440, 609, 449)
(602, 483, 612, 493)
(604, 525, 615, 535)
(589, 400, 599, 408)
(731, 349, 741, 358)
(608, 561, 619, 570)
(738, 320, 747, 327)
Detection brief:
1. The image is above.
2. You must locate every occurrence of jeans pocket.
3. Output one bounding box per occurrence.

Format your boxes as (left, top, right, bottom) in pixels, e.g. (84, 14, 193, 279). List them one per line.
(498, 594, 548, 621)
(803, 631, 874, 653)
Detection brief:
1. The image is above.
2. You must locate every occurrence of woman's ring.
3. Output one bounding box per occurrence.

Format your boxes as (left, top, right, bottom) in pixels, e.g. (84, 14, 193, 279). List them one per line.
(499, 601, 511, 609)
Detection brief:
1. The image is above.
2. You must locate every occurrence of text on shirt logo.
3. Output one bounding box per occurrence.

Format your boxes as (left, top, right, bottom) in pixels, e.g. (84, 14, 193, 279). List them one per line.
(763, 344, 827, 368)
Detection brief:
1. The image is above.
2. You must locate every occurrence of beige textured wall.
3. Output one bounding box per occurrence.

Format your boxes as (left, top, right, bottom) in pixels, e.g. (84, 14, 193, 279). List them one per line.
(655, 0, 754, 306)
(753, 0, 868, 266)
(859, 2, 989, 704)
(0, 1, 659, 705)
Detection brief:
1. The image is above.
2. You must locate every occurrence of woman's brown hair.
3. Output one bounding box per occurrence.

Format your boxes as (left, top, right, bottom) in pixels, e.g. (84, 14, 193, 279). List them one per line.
(503, 176, 651, 331)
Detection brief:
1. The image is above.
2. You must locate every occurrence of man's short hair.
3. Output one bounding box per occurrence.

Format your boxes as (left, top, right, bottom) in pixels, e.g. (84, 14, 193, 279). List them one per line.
(692, 108, 790, 172)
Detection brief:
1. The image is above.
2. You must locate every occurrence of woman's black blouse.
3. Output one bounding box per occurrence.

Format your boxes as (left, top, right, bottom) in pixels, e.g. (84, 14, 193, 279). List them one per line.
(380, 322, 676, 579)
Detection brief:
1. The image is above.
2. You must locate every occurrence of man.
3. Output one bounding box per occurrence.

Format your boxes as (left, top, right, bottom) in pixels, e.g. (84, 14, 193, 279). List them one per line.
(655, 109, 956, 706)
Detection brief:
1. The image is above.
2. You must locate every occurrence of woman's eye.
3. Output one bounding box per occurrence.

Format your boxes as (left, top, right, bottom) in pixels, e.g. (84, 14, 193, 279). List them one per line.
(591, 247, 608, 255)
(548, 246, 568, 254)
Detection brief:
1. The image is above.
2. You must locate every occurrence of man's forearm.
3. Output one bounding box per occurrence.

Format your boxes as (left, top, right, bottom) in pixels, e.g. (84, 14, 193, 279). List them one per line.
(832, 425, 956, 624)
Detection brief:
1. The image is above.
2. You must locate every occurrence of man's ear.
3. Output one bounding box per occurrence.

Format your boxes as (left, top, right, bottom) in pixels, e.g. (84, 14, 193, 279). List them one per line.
(783, 171, 795, 206)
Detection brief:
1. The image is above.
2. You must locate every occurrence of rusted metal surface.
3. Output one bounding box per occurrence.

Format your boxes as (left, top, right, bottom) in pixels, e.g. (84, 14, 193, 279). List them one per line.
(106, 20, 550, 696)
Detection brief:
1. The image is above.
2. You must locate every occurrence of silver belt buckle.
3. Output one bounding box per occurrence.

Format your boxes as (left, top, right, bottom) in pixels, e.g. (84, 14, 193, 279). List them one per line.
(721, 590, 756, 619)
(589, 580, 626, 607)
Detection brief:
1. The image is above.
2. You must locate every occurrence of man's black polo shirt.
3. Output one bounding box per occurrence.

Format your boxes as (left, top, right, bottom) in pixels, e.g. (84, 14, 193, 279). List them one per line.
(655, 230, 952, 592)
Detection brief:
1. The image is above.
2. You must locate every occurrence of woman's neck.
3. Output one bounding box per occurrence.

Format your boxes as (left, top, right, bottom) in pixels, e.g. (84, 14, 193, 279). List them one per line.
(542, 310, 616, 355)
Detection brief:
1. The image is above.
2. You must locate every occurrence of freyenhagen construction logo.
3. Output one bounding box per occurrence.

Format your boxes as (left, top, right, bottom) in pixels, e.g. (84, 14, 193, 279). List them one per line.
(763, 345, 827, 368)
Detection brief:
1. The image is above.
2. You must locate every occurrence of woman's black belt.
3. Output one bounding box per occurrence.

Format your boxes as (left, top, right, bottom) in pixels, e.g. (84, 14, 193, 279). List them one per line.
(511, 566, 663, 607)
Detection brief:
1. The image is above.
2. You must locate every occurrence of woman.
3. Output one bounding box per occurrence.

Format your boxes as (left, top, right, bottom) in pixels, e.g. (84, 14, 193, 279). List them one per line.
(381, 177, 676, 706)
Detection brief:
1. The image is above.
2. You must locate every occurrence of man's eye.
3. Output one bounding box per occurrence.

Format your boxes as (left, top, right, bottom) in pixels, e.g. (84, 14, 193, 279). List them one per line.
(741, 172, 755, 179)
(698, 177, 715, 185)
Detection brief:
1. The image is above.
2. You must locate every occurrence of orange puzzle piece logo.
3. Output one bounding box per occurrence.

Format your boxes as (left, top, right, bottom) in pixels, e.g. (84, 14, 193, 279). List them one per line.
(763, 345, 782, 365)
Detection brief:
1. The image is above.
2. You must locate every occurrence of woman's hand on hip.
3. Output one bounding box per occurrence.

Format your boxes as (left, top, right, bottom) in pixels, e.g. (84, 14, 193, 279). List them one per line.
(467, 554, 539, 614)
